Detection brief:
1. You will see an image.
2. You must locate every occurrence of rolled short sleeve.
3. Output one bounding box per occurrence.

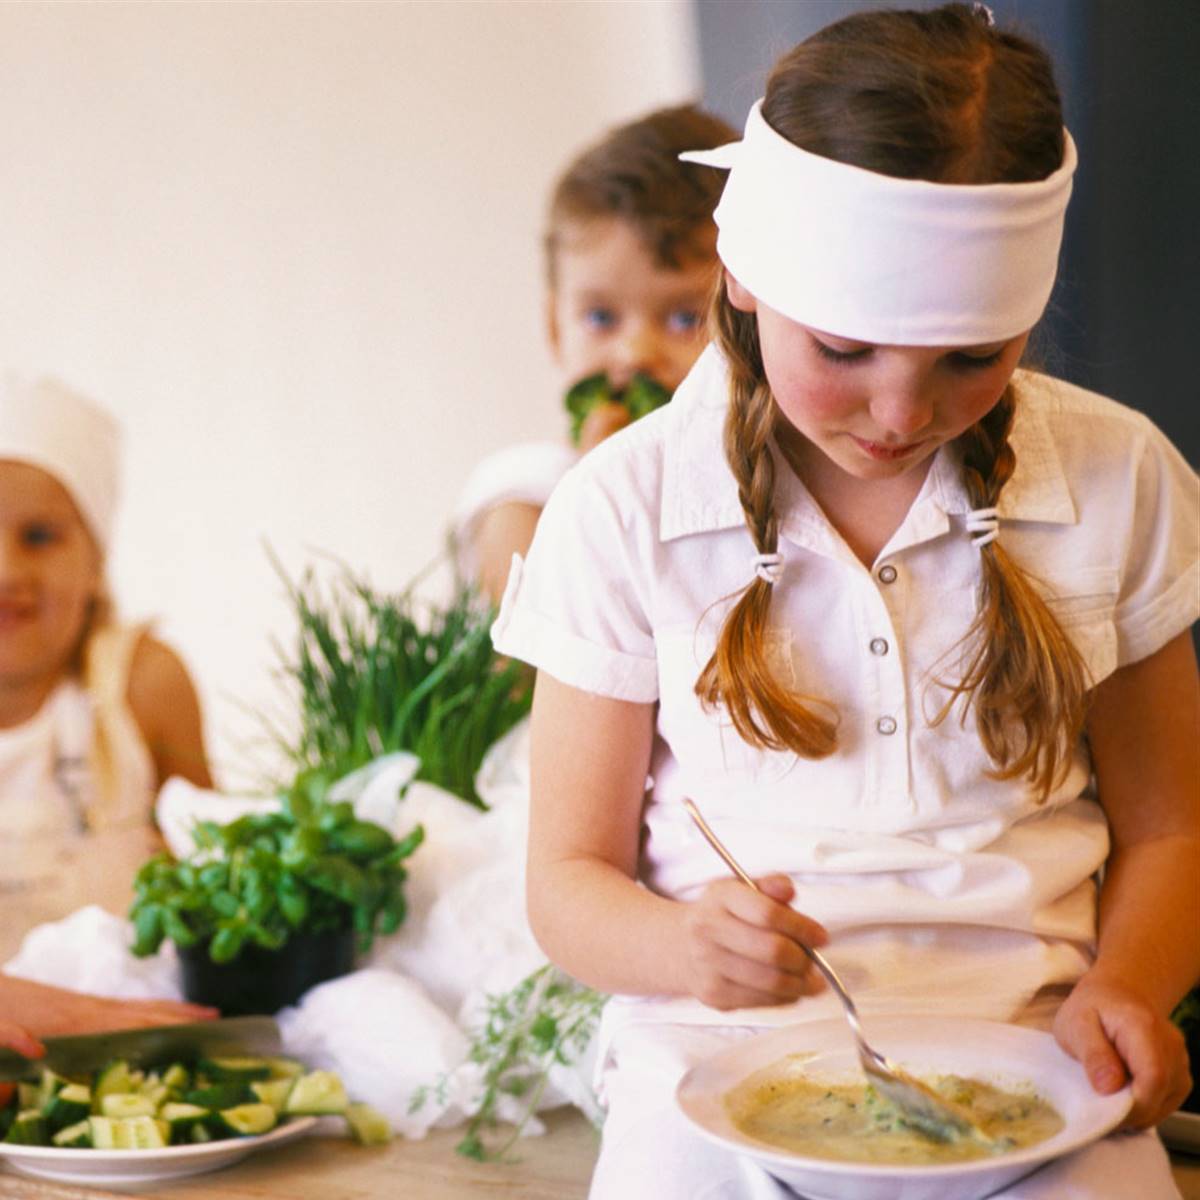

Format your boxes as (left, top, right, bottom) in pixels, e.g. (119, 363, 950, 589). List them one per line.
(490, 439, 660, 702)
(1113, 418, 1200, 665)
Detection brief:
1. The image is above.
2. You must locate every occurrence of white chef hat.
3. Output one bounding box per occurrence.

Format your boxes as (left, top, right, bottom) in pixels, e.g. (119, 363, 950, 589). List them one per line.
(681, 100, 1077, 346)
(0, 373, 121, 552)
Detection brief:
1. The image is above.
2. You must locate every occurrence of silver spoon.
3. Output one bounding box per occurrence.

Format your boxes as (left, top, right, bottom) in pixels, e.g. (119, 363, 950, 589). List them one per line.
(682, 797, 994, 1145)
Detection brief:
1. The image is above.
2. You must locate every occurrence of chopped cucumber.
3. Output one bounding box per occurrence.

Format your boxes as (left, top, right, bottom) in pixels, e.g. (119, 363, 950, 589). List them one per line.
(198, 1056, 273, 1083)
(52, 1119, 93, 1148)
(250, 1079, 294, 1113)
(185, 1082, 254, 1109)
(344, 1102, 392, 1145)
(36, 1068, 70, 1108)
(266, 1057, 305, 1080)
(100, 1093, 158, 1119)
(5, 1110, 49, 1146)
(162, 1063, 191, 1092)
(89, 1115, 167, 1150)
(160, 1102, 210, 1143)
(43, 1083, 92, 1131)
(138, 1081, 170, 1108)
(4, 1050, 376, 1153)
(285, 1070, 348, 1116)
(160, 1102, 210, 1130)
(87, 1116, 118, 1149)
(214, 1103, 277, 1137)
(93, 1061, 136, 1105)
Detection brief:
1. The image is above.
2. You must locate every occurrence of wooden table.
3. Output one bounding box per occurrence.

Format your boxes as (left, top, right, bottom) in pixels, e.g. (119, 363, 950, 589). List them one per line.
(0, 1108, 597, 1199)
(2, 1111, 1198, 1199)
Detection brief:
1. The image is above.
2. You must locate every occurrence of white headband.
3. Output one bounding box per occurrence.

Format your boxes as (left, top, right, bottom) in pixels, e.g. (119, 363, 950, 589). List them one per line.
(0, 374, 121, 551)
(681, 101, 1077, 346)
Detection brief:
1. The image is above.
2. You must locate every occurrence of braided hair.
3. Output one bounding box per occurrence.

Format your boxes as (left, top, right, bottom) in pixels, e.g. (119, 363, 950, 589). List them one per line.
(696, 3, 1088, 798)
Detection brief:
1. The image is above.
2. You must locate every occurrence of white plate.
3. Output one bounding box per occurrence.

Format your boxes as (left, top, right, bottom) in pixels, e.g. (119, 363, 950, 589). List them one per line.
(676, 1016, 1132, 1200)
(0, 1116, 318, 1193)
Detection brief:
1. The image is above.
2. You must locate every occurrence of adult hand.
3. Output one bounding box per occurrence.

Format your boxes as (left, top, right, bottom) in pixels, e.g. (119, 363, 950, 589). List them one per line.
(0, 1018, 44, 1108)
(1, 974, 218, 1043)
(578, 401, 632, 454)
(679, 874, 828, 1010)
(1053, 970, 1192, 1128)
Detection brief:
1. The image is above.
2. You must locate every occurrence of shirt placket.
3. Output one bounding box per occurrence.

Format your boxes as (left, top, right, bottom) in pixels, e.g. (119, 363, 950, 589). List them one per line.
(856, 554, 913, 810)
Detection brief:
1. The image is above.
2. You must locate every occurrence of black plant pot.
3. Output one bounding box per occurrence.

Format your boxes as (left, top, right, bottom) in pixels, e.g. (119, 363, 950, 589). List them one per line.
(178, 928, 356, 1016)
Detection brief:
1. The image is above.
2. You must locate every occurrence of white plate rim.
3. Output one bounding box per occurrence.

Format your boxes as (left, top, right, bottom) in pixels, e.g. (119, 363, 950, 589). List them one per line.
(676, 1015, 1133, 1180)
(0, 1114, 317, 1175)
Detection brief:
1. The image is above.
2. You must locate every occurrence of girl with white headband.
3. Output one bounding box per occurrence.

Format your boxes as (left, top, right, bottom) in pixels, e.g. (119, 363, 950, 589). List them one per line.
(493, 6, 1198, 1197)
(0, 374, 213, 966)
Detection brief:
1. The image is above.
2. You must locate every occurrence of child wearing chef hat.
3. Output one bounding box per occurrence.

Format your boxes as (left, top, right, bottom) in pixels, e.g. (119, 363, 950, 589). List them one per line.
(0, 373, 212, 961)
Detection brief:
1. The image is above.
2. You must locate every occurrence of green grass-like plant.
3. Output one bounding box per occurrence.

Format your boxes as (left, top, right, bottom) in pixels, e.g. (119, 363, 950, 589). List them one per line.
(269, 566, 532, 809)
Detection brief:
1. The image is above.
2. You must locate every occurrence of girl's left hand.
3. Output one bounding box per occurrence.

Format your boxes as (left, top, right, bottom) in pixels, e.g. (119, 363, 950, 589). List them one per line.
(1053, 971, 1192, 1128)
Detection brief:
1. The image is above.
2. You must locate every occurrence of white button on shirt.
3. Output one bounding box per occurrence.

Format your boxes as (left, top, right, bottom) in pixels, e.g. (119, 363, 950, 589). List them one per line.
(494, 344, 1199, 1029)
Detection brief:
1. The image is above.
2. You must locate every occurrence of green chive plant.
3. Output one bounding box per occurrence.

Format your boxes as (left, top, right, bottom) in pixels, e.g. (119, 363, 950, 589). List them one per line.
(267, 565, 533, 809)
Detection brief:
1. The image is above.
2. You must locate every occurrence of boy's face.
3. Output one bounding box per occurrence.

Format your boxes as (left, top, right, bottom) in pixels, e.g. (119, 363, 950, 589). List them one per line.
(547, 216, 716, 395)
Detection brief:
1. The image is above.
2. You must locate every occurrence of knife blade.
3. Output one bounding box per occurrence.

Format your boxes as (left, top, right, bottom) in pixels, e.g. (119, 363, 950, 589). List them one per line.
(0, 1016, 282, 1081)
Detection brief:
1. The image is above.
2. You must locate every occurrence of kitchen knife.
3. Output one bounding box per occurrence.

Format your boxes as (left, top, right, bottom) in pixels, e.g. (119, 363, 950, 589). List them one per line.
(0, 1016, 282, 1082)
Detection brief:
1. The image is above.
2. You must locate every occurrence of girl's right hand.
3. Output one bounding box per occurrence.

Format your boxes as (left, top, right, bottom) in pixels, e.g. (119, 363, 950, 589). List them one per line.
(679, 874, 829, 1010)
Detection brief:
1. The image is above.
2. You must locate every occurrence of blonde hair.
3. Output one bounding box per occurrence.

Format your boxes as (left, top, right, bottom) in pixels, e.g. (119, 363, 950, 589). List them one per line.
(695, 4, 1090, 799)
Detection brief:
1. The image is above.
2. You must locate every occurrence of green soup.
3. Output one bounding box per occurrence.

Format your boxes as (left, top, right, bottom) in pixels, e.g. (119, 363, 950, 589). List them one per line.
(725, 1057, 1064, 1166)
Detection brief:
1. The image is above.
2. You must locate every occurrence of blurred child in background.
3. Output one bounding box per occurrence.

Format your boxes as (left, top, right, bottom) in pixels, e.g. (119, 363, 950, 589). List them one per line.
(454, 103, 736, 604)
(0, 374, 212, 963)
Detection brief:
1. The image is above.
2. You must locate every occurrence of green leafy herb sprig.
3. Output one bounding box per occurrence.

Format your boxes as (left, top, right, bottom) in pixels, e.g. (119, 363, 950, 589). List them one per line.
(269, 567, 532, 809)
(411, 965, 606, 1161)
(564, 372, 671, 446)
(129, 770, 424, 964)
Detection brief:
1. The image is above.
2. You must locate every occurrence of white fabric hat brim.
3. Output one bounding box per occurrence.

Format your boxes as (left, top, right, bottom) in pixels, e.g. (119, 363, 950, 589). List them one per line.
(0, 375, 120, 551)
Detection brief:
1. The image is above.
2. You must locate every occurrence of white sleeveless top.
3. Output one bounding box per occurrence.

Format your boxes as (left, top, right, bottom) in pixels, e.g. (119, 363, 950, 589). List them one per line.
(0, 624, 158, 964)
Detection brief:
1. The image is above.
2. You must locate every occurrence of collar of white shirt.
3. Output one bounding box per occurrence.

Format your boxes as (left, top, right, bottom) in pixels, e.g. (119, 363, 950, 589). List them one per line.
(659, 346, 1078, 547)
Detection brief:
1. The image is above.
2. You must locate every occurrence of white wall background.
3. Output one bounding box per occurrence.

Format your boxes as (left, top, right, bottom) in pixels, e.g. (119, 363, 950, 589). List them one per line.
(0, 0, 700, 786)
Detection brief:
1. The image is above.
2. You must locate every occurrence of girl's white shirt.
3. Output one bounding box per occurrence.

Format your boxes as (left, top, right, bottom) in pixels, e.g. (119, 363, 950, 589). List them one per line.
(492, 343, 1199, 1038)
(0, 623, 157, 964)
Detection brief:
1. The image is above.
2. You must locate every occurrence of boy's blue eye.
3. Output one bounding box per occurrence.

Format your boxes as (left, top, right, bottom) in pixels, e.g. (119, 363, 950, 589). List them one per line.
(666, 309, 702, 333)
(22, 523, 59, 547)
(583, 307, 617, 331)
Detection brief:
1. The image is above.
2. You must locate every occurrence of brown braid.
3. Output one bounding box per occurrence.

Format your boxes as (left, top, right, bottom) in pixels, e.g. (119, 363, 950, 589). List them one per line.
(694, 5, 1085, 783)
(693, 295, 838, 757)
(932, 387, 1090, 798)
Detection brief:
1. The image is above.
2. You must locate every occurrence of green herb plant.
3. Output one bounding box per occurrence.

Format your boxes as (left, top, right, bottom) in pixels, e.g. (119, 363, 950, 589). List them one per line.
(268, 565, 532, 809)
(564, 372, 671, 446)
(129, 769, 424, 964)
(411, 964, 606, 1162)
